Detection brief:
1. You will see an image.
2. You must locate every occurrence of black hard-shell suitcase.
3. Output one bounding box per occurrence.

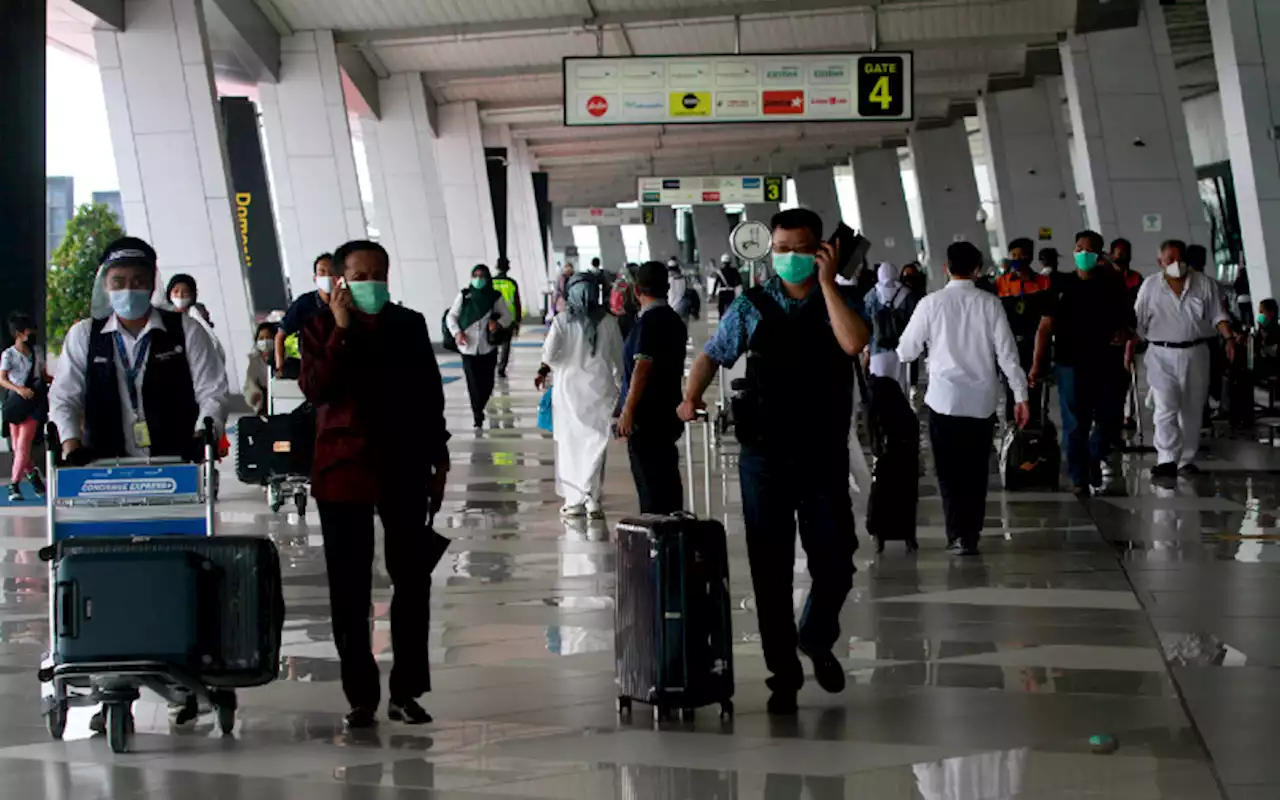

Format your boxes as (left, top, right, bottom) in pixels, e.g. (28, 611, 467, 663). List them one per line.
(614, 417, 734, 723)
(53, 535, 284, 687)
(235, 411, 314, 485)
(865, 376, 920, 552)
(1000, 386, 1060, 490)
(55, 550, 216, 668)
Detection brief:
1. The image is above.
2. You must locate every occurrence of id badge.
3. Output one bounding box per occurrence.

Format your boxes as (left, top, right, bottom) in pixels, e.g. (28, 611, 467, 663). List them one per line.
(132, 420, 152, 449)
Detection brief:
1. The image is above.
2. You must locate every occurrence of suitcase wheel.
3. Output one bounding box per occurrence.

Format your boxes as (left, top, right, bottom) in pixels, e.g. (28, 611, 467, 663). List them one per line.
(212, 689, 237, 736)
(616, 697, 631, 717)
(875, 537, 885, 554)
(45, 704, 66, 741)
(652, 705, 669, 726)
(719, 701, 734, 721)
(679, 708, 696, 723)
(106, 702, 133, 754)
(294, 491, 308, 517)
(906, 539, 919, 554)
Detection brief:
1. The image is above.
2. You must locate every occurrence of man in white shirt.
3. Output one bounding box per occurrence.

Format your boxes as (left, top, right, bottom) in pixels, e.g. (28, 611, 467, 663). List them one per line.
(49, 237, 230, 463)
(897, 242, 1030, 555)
(1130, 239, 1236, 480)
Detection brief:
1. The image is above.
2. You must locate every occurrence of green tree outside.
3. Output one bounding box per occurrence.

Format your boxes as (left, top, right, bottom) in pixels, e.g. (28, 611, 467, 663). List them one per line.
(46, 203, 124, 352)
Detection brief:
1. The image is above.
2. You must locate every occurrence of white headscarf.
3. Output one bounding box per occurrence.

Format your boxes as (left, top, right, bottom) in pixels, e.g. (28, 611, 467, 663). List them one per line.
(875, 262, 907, 305)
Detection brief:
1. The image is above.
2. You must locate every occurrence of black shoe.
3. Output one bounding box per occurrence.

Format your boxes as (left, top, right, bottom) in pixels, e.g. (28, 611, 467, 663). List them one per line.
(952, 540, 981, 556)
(6, 486, 21, 503)
(497, 370, 507, 379)
(799, 645, 846, 694)
(1177, 463, 1201, 477)
(1151, 462, 1178, 481)
(27, 470, 45, 497)
(766, 690, 798, 715)
(1072, 484, 1091, 498)
(387, 698, 433, 725)
(344, 707, 378, 729)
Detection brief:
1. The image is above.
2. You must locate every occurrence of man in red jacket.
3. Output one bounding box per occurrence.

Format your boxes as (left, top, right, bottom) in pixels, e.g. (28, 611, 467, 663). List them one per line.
(300, 239, 450, 729)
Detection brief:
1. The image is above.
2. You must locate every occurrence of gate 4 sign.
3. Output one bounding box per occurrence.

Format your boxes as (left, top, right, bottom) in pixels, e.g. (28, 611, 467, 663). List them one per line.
(858, 56, 904, 117)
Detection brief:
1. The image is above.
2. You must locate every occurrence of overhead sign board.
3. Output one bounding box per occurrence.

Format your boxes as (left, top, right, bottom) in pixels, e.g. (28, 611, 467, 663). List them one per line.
(561, 207, 653, 226)
(638, 175, 787, 206)
(564, 53, 912, 126)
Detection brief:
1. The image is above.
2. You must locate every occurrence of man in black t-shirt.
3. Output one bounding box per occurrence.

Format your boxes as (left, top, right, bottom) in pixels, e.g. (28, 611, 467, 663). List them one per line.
(275, 252, 335, 374)
(1030, 230, 1134, 495)
(616, 261, 688, 514)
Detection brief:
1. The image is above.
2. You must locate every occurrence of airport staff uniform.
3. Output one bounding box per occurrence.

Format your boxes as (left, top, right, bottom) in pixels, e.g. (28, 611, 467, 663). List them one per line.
(1134, 271, 1228, 468)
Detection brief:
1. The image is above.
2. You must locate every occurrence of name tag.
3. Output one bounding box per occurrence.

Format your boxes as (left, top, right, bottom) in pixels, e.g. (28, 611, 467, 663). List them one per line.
(132, 421, 151, 448)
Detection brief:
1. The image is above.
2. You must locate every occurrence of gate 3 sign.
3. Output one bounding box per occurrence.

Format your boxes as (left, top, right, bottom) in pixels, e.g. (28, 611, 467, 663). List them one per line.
(564, 53, 913, 125)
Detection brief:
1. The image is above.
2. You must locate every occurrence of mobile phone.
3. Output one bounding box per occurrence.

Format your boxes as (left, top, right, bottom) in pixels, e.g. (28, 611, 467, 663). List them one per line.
(829, 222, 869, 280)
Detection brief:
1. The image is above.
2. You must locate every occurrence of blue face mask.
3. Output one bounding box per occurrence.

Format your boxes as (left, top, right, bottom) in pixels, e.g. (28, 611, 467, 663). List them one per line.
(1074, 251, 1100, 272)
(109, 289, 153, 321)
(772, 252, 816, 284)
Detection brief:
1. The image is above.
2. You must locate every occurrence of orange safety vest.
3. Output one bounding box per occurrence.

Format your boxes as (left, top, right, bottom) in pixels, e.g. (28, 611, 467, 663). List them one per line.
(995, 272, 1052, 297)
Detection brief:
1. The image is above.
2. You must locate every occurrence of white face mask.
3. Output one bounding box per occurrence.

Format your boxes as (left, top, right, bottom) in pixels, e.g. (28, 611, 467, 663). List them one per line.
(255, 340, 270, 354)
(170, 296, 192, 311)
(1037, 265, 1054, 276)
(1165, 262, 1186, 279)
(315, 276, 333, 294)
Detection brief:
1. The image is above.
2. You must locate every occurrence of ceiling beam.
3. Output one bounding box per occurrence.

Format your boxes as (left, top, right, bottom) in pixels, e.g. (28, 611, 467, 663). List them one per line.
(336, 0, 879, 45)
(68, 0, 123, 30)
(336, 43, 382, 119)
(205, 0, 281, 82)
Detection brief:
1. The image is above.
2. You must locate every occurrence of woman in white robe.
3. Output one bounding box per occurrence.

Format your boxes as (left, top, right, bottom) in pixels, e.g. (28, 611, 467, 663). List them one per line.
(538, 274, 624, 519)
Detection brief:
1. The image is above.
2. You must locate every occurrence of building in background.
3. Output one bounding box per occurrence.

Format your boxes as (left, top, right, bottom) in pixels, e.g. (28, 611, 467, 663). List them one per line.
(92, 190, 124, 226)
(46, 176, 74, 261)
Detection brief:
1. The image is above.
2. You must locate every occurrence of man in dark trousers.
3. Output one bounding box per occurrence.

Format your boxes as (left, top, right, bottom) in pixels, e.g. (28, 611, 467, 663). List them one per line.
(679, 208, 870, 715)
(616, 261, 687, 513)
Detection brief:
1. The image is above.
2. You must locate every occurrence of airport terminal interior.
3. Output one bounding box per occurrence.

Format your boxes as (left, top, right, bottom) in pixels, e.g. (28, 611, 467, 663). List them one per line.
(4, 0, 1280, 798)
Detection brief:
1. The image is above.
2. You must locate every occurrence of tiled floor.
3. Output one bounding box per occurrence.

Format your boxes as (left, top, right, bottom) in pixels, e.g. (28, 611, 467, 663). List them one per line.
(2, 326, 1279, 798)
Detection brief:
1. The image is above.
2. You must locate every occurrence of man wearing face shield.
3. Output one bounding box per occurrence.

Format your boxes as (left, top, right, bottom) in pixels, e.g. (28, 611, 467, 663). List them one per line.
(48, 237, 230, 464)
(679, 208, 871, 715)
(1132, 239, 1237, 480)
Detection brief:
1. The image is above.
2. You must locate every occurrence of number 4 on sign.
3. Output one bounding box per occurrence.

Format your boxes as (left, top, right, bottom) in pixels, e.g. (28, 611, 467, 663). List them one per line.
(870, 76, 892, 110)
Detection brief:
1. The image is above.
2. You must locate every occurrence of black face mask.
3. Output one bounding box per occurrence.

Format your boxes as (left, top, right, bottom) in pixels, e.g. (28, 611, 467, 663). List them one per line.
(1114, 254, 1131, 267)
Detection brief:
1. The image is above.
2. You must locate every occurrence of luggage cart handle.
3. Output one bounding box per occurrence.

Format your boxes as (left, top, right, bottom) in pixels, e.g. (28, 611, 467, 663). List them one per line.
(55, 581, 78, 639)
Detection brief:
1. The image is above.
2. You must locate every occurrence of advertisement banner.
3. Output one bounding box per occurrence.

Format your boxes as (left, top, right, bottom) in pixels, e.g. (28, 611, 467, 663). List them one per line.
(636, 175, 788, 206)
(56, 464, 202, 500)
(564, 52, 913, 125)
(220, 97, 288, 313)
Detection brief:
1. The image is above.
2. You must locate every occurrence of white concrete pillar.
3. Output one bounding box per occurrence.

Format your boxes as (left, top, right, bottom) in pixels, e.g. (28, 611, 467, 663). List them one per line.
(851, 147, 918, 266)
(257, 30, 367, 297)
(550, 204, 575, 255)
(978, 78, 1082, 257)
(597, 226, 627, 271)
(94, 0, 253, 385)
(743, 203, 780, 223)
(691, 206, 732, 267)
(1207, 0, 1280, 300)
(909, 120, 989, 273)
(359, 75, 457, 325)
(793, 166, 842, 236)
(435, 101, 499, 277)
(1061, 0, 1208, 262)
(503, 134, 549, 310)
(645, 206, 680, 264)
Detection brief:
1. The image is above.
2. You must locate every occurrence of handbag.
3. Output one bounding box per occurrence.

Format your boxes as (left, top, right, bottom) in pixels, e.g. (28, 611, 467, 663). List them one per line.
(537, 386, 554, 433)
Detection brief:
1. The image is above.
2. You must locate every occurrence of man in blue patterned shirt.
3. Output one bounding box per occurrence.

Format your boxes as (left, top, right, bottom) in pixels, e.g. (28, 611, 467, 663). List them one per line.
(679, 208, 871, 715)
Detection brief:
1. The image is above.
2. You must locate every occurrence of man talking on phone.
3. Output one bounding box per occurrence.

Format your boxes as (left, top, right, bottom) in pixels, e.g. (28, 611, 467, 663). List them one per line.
(679, 208, 870, 715)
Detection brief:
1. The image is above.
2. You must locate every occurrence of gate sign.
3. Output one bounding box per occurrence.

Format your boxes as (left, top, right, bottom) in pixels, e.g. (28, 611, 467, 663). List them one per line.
(564, 53, 913, 125)
(638, 175, 788, 206)
(561, 207, 648, 226)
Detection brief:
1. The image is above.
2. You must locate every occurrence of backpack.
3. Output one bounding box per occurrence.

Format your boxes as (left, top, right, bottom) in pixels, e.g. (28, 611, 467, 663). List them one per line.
(873, 287, 910, 350)
(441, 288, 469, 353)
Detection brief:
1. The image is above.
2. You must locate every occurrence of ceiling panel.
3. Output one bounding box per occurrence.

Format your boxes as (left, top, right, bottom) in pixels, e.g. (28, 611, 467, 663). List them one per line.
(376, 29, 619, 72)
(434, 74, 564, 103)
(266, 0, 584, 31)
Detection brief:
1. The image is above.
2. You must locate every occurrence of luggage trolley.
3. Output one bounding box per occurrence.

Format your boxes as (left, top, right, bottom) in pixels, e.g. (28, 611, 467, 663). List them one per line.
(38, 419, 238, 753)
(267, 371, 311, 514)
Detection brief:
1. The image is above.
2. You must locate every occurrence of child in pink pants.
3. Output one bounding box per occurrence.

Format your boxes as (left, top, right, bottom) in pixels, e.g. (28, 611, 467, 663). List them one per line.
(1, 313, 47, 502)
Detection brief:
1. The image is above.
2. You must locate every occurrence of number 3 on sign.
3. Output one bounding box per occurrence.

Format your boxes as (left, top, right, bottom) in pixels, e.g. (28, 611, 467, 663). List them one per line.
(869, 76, 892, 110)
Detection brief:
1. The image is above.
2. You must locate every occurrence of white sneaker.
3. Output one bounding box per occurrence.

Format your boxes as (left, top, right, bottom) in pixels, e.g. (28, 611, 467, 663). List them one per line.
(1100, 460, 1115, 479)
(585, 499, 605, 520)
(559, 503, 586, 518)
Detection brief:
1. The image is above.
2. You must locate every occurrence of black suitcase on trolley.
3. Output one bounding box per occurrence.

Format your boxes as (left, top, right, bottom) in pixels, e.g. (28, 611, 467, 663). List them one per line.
(614, 515, 734, 722)
(53, 535, 284, 687)
(236, 410, 315, 485)
(1000, 387, 1060, 491)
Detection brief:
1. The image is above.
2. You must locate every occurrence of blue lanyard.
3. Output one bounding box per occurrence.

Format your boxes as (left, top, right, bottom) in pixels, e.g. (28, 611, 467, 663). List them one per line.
(113, 331, 151, 413)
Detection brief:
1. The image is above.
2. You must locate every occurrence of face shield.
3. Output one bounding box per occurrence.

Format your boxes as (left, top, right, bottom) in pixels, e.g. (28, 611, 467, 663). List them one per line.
(90, 259, 162, 320)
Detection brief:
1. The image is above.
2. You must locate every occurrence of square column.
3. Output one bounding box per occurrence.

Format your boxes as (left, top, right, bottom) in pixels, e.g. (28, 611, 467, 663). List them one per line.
(743, 203, 780, 223)
(258, 30, 367, 296)
(95, 0, 254, 384)
(597, 226, 627, 270)
(978, 78, 1082, 257)
(909, 120, 989, 274)
(1061, 0, 1208, 259)
(793, 166, 842, 236)
(436, 101, 499, 276)
(691, 206, 732, 266)
(494, 128, 549, 308)
(851, 147, 917, 266)
(1208, 0, 1280, 300)
(359, 75, 457, 324)
(645, 207, 680, 264)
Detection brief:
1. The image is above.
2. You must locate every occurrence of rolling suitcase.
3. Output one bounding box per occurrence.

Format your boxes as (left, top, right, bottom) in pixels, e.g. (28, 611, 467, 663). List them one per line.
(235, 416, 269, 484)
(53, 535, 284, 687)
(1000, 386, 1060, 490)
(614, 415, 734, 723)
(865, 376, 919, 552)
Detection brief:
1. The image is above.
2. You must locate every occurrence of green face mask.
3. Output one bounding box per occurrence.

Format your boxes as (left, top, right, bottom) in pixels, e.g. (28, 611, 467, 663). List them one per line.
(772, 252, 816, 284)
(348, 280, 390, 314)
(1074, 251, 1100, 272)
(471, 277, 488, 290)
(1259, 313, 1269, 326)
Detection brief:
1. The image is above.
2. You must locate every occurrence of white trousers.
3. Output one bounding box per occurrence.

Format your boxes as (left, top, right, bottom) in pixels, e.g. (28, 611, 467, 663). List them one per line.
(1144, 344, 1211, 467)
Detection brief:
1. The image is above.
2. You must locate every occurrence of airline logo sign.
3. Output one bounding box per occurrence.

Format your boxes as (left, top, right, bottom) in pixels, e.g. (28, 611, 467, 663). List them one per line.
(637, 175, 788, 206)
(564, 53, 911, 125)
(561, 207, 648, 226)
(669, 91, 711, 117)
(762, 90, 805, 115)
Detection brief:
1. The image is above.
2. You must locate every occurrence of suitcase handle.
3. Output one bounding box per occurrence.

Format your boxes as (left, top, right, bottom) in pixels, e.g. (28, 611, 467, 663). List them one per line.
(55, 580, 78, 639)
(683, 411, 712, 516)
